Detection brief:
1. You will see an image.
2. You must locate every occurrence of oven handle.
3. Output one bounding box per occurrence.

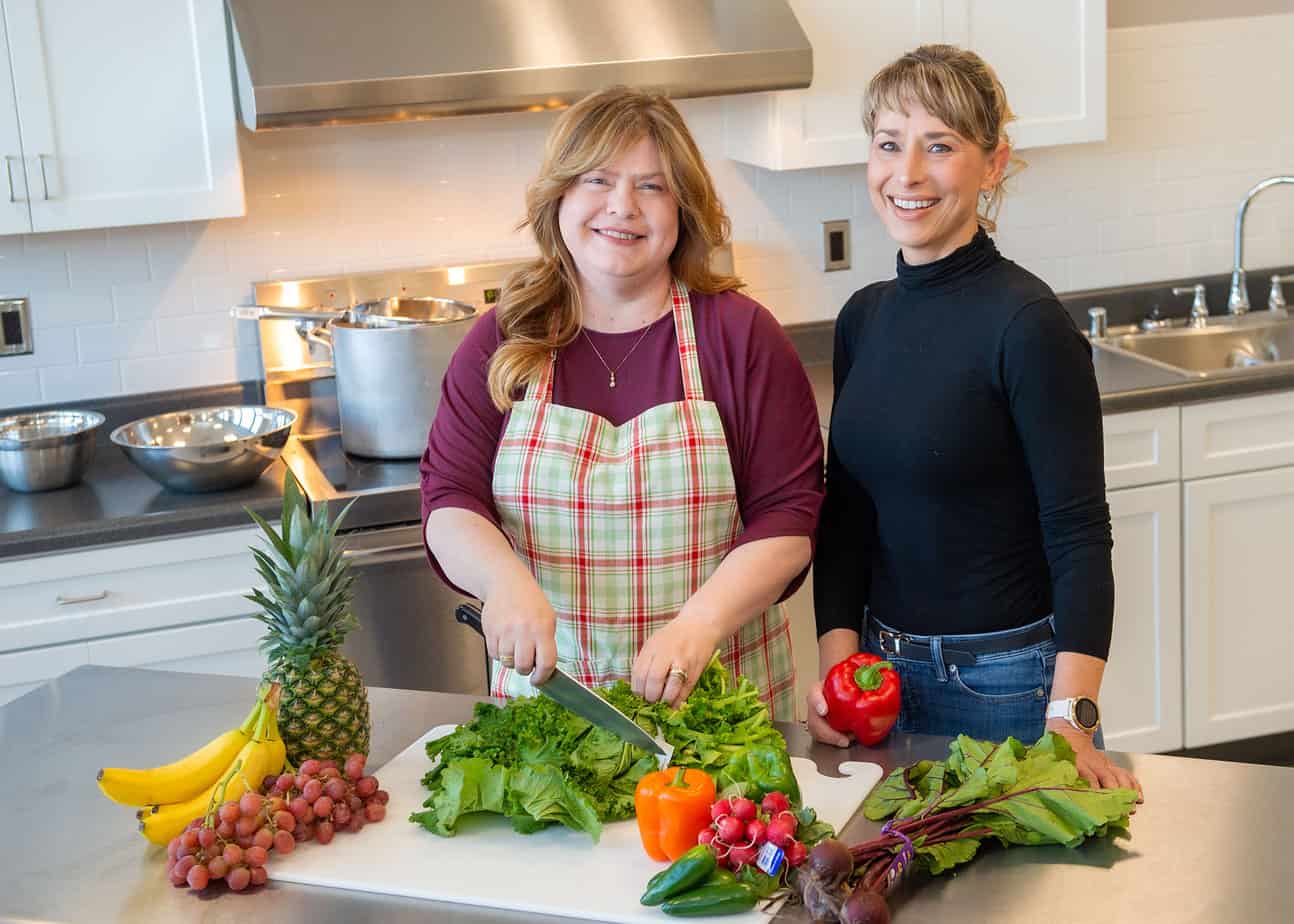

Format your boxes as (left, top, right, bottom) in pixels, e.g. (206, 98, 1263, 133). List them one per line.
(341, 542, 425, 565)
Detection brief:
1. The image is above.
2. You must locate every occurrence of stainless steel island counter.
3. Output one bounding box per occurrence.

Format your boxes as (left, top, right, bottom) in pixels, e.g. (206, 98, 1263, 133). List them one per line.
(1, 666, 1286, 923)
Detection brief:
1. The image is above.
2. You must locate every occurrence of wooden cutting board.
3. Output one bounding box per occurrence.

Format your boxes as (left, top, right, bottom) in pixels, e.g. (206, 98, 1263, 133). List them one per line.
(272, 725, 883, 922)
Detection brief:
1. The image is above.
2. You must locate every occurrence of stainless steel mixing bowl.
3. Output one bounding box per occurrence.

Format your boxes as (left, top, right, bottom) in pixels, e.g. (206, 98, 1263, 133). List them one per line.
(110, 405, 296, 493)
(0, 409, 105, 492)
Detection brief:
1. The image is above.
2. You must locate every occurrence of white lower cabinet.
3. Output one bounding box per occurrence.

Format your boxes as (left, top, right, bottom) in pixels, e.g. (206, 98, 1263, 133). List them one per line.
(0, 616, 265, 709)
(1101, 482, 1182, 753)
(1183, 465, 1294, 747)
(0, 526, 269, 707)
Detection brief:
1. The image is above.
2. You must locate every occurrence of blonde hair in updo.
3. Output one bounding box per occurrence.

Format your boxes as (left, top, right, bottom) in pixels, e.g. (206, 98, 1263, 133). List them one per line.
(862, 44, 1024, 232)
(486, 86, 741, 412)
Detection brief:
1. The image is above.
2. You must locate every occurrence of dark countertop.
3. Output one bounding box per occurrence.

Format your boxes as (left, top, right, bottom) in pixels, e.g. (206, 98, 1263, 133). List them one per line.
(803, 335, 1294, 427)
(0, 448, 286, 559)
(1, 665, 1284, 924)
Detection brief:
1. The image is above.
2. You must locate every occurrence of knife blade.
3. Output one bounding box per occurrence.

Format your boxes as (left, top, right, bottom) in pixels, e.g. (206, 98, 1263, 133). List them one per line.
(454, 603, 674, 767)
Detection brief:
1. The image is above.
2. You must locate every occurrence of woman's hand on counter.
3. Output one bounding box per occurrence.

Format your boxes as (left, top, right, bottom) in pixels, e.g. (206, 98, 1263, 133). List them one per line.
(1049, 721, 1144, 802)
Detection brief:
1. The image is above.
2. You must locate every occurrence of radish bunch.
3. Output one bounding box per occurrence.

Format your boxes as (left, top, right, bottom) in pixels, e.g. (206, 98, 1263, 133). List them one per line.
(698, 791, 809, 871)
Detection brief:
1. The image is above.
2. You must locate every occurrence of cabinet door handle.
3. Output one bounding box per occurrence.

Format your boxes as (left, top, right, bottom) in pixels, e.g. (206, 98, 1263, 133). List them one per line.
(3, 156, 18, 203)
(56, 590, 109, 605)
(36, 154, 51, 200)
(341, 542, 423, 563)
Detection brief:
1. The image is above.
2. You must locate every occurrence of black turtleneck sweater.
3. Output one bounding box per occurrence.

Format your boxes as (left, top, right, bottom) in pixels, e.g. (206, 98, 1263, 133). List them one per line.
(814, 230, 1114, 659)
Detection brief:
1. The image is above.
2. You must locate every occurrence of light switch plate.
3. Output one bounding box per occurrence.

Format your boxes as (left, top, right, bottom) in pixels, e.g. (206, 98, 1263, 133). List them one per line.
(0, 297, 32, 356)
(823, 220, 850, 271)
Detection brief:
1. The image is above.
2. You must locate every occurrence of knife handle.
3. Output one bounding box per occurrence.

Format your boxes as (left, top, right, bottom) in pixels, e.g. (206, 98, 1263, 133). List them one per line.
(454, 602, 485, 637)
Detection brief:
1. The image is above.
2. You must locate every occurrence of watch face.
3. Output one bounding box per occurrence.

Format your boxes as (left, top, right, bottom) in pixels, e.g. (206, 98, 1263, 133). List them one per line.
(1074, 698, 1100, 729)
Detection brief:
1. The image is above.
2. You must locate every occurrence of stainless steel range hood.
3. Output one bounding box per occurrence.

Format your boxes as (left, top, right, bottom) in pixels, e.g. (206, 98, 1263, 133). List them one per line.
(225, 0, 812, 130)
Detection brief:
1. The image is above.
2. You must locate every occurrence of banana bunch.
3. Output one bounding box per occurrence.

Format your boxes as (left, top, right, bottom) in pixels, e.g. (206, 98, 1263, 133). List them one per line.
(97, 685, 287, 845)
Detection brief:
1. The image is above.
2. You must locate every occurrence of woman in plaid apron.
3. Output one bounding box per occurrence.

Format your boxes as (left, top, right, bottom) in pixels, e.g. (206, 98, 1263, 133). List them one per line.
(420, 87, 824, 720)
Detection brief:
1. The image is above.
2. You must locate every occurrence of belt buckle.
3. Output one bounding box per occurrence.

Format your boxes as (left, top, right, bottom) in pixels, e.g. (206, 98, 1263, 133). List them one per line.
(878, 629, 905, 657)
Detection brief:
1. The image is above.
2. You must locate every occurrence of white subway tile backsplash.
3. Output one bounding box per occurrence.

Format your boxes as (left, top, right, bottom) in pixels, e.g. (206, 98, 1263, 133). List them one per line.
(67, 236, 150, 289)
(119, 349, 238, 395)
(1068, 253, 1126, 292)
(156, 315, 236, 353)
(1155, 210, 1216, 247)
(31, 291, 113, 329)
(1099, 216, 1156, 254)
(0, 370, 41, 407)
(0, 14, 1291, 407)
(76, 321, 158, 364)
(39, 361, 121, 403)
(112, 279, 196, 320)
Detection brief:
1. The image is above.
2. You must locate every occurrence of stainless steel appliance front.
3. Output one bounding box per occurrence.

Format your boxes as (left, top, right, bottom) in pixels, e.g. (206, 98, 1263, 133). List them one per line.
(338, 522, 487, 696)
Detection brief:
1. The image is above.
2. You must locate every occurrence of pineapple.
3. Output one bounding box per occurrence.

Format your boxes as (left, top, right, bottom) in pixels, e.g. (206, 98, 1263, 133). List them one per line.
(245, 467, 371, 764)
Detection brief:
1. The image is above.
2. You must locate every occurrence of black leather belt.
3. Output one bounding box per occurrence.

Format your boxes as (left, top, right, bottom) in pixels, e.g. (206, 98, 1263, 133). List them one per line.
(866, 619, 1054, 668)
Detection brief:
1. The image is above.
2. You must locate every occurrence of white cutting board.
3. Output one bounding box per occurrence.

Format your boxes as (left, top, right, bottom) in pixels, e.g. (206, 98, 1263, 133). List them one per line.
(273, 725, 882, 922)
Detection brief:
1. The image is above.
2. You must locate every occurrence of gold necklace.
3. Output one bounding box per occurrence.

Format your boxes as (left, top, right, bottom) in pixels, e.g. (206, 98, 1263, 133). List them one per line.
(582, 323, 655, 389)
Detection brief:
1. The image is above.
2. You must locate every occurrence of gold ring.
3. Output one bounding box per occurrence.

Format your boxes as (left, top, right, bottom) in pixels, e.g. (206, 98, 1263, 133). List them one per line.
(668, 666, 688, 683)
(499, 654, 515, 667)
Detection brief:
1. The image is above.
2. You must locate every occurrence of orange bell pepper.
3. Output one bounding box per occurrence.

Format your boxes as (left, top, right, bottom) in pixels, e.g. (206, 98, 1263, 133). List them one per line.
(634, 767, 717, 862)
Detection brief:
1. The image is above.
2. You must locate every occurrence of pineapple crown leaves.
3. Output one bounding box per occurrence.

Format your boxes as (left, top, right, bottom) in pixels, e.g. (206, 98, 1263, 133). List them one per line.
(244, 466, 360, 670)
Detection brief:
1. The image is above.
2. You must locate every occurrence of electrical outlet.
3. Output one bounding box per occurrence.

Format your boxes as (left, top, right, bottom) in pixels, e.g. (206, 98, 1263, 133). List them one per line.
(0, 297, 32, 356)
(823, 220, 850, 272)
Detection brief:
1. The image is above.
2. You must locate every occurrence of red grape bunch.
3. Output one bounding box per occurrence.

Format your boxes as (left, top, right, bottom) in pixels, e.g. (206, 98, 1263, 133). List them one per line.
(165, 752, 389, 894)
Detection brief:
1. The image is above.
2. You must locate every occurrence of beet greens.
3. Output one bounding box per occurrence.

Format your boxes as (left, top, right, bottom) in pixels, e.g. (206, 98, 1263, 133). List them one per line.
(793, 732, 1138, 922)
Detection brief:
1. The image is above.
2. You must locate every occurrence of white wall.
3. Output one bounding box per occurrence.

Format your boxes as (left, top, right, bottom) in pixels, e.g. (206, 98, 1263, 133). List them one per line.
(1, 13, 1292, 407)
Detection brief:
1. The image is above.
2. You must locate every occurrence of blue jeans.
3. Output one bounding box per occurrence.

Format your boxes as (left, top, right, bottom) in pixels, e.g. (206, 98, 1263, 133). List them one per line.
(864, 615, 1105, 747)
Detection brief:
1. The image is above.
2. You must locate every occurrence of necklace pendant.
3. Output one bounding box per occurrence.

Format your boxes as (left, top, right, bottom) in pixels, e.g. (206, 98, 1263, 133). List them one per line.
(609, 372, 617, 389)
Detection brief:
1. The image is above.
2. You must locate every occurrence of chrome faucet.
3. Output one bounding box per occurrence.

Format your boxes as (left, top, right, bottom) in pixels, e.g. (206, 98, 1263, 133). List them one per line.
(1172, 283, 1210, 328)
(1229, 176, 1294, 315)
(1270, 274, 1294, 314)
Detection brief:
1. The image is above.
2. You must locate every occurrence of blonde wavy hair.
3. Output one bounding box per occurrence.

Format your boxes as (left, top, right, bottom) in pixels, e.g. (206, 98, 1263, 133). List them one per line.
(487, 86, 741, 411)
(862, 44, 1024, 232)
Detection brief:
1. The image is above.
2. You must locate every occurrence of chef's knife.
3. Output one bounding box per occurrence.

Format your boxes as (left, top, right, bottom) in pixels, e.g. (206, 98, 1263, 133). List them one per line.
(455, 603, 673, 767)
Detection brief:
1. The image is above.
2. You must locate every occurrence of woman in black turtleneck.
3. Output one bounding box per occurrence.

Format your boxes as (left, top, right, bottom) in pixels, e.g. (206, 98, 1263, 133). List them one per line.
(808, 45, 1141, 798)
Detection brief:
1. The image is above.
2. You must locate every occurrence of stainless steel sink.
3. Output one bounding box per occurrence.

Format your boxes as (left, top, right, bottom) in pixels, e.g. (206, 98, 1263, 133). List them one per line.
(1093, 315, 1294, 378)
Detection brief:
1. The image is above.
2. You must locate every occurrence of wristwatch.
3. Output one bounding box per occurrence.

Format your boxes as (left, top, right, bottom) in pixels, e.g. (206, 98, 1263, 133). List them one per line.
(1046, 696, 1101, 733)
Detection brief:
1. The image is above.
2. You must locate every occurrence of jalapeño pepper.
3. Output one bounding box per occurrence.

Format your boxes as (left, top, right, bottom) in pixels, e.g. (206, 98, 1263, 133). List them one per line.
(640, 844, 717, 906)
(660, 881, 758, 917)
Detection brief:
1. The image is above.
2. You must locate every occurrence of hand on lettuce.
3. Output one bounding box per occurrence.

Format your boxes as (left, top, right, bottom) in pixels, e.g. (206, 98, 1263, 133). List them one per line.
(632, 610, 722, 709)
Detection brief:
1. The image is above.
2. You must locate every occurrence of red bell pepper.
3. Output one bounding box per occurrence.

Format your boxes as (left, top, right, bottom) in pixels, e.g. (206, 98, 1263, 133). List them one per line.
(822, 653, 900, 746)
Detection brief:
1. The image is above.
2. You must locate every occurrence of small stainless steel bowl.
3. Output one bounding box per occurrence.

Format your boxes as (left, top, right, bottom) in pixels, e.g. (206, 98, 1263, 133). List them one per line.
(110, 405, 296, 493)
(0, 410, 105, 492)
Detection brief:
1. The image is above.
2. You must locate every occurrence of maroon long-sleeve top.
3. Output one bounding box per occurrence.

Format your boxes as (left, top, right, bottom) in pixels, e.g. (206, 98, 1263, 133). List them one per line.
(419, 288, 825, 599)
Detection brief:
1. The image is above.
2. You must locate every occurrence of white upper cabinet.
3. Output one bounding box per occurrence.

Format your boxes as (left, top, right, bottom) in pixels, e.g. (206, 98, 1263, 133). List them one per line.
(0, 0, 244, 234)
(938, 0, 1106, 150)
(0, 14, 30, 235)
(726, 0, 1106, 170)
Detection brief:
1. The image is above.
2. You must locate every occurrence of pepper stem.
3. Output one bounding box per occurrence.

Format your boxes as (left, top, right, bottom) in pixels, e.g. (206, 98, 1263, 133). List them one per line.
(854, 661, 894, 692)
(670, 767, 687, 787)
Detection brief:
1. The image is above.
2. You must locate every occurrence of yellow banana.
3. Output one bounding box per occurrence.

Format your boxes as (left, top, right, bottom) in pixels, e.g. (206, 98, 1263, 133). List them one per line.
(97, 700, 262, 807)
(139, 686, 286, 845)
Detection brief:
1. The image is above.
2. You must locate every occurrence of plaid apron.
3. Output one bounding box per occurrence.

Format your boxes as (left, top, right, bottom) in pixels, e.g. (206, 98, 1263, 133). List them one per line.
(490, 280, 796, 720)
